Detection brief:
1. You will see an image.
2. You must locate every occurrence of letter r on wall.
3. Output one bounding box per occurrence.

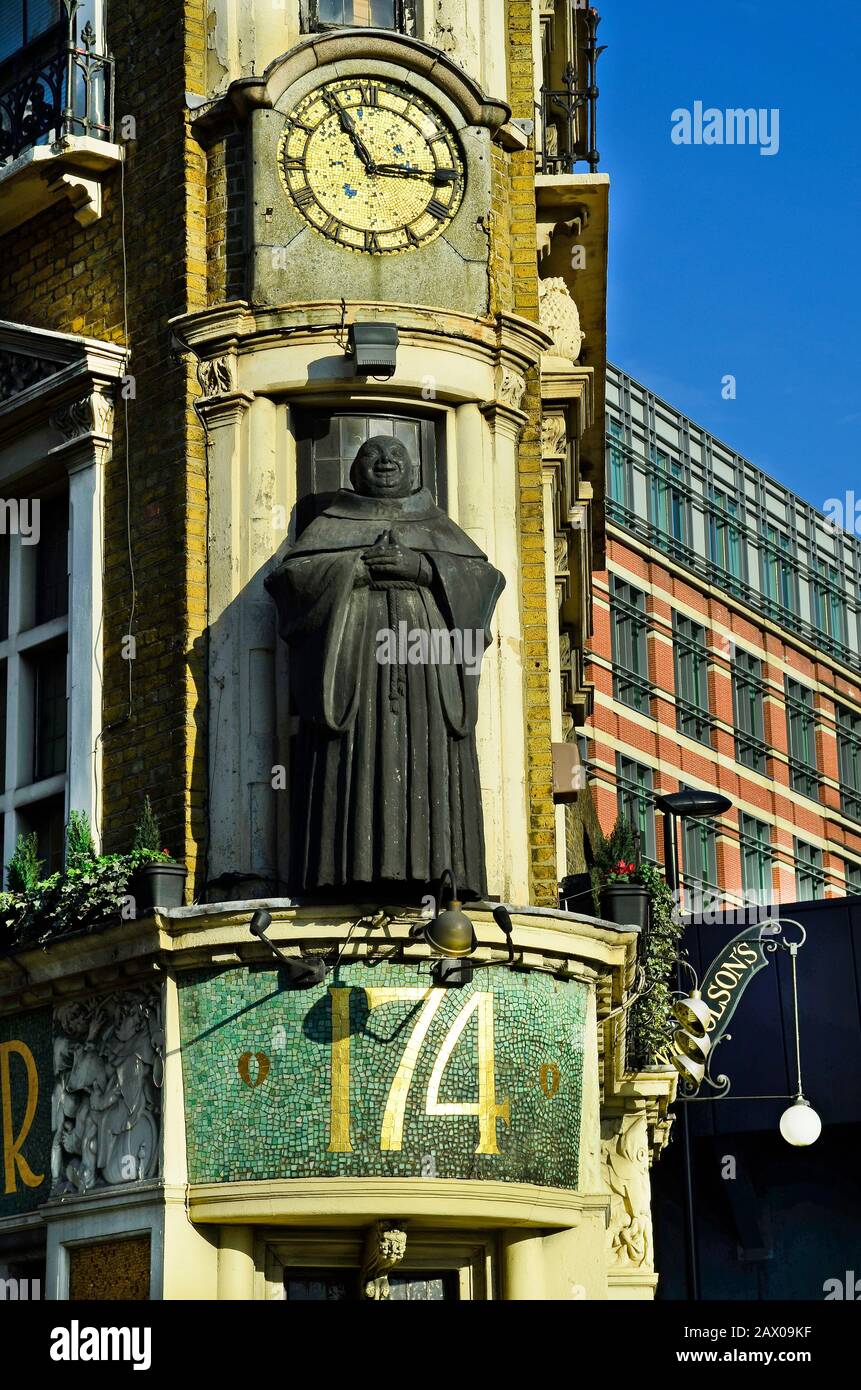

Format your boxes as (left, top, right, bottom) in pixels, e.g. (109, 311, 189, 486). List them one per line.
(0, 1041, 44, 1194)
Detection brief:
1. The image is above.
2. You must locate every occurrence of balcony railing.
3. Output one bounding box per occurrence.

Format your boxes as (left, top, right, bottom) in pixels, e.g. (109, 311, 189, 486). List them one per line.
(0, 1, 112, 169)
(537, 7, 604, 174)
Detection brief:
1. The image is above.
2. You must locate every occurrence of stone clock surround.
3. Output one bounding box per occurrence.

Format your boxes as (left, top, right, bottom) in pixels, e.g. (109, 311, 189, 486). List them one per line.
(170, 299, 552, 908)
(193, 29, 516, 314)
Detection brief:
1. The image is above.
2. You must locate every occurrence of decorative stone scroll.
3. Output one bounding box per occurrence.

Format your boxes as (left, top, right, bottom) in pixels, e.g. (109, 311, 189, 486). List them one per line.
(601, 1112, 653, 1270)
(51, 984, 164, 1196)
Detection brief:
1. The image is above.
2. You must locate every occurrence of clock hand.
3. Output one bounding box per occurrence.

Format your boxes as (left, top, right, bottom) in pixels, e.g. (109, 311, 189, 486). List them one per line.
(328, 95, 375, 170)
(374, 163, 457, 184)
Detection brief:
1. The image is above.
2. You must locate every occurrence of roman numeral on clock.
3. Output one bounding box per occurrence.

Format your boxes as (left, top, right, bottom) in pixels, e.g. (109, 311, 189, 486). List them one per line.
(426, 198, 449, 221)
(405, 225, 422, 246)
(322, 215, 340, 239)
(282, 156, 305, 172)
(364, 229, 381, 252)
(359, 83, 379, 106)
(293, 186, 315, 209)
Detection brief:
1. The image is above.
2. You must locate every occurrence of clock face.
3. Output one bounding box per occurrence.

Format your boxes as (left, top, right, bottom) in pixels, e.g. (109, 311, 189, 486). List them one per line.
(277, 76, 465, 254)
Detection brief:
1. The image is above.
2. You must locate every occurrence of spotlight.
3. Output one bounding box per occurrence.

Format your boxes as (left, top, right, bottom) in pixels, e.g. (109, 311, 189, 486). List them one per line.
(348, 322, 399, 379)
(248, 908, 326, 988)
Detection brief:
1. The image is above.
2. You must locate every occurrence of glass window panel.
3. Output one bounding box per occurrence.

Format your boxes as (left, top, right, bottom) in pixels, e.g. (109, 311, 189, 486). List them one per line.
(19, 794, 65, 876)
(611, 577, 650, 712)
(615, 754, 655, 861)
(284, 1271, 354, 1300)
(33, 645, 67, 781)
(740, 813, 772, 903)
(845, 861, 861, 896)
(388, 1272, 457, 1301)
(34, 493, 69, 624)
(0, 534, 9, 640)
(794, 838, 825, 901)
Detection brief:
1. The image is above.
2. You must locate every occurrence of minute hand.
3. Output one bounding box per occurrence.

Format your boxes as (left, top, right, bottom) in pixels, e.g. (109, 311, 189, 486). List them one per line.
(374, 163, 456, 184)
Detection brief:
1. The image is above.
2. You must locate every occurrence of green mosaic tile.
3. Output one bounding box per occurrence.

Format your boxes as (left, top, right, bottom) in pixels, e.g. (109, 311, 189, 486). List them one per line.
(178, 963, 586, 1189)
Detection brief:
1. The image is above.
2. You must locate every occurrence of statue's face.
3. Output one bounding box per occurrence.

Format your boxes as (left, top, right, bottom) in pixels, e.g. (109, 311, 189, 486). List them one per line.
(351, 437, 416, 498)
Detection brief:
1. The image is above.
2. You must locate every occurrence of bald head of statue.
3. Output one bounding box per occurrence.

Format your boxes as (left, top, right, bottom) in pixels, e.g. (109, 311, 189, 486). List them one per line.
(349, 436, 419, 500)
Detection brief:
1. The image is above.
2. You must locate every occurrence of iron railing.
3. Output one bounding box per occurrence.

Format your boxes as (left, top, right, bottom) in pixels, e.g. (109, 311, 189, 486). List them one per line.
(0, 0, 112, 168)
(537, 6, 604, 174)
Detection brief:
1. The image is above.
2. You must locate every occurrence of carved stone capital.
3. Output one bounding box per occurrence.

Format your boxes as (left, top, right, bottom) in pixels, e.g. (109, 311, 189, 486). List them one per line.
(50, 389, 113, 442)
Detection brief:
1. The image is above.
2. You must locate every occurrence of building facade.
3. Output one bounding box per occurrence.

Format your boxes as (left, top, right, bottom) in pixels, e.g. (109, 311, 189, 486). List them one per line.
(585, 362, 861, 912)
(0, 4, 677, 1302)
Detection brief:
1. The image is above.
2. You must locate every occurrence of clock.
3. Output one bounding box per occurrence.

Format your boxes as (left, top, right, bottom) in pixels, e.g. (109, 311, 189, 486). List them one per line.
(277, 76, 465, 255)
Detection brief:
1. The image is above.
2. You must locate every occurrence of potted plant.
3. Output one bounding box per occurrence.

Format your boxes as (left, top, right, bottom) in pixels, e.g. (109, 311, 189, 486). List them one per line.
(128, 797, 186, 913)
(591, 814, 650, 929)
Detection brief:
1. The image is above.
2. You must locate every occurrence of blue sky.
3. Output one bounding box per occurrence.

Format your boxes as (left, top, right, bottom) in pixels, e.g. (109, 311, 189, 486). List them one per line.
(600, 0, 860, 511)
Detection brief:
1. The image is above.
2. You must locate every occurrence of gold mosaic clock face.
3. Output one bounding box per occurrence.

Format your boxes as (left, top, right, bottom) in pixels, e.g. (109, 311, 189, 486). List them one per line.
(277, 77, 465, 254)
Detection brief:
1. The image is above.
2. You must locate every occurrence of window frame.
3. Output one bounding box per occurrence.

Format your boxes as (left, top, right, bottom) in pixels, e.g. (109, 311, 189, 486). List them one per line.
(615, 753, 656, 862)
(672, 610, 712, 745)
(739, 812, 773, 905)
(784, 676, 821, 800)
(610, 575, 651, 714)
(794, 837, 826, 901)
(731, 646, 768, 775)
(299, 0, 414, 35)
(836, 703, 861, 823)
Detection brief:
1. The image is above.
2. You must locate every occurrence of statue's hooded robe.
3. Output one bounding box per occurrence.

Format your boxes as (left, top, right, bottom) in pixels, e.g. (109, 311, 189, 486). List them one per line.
(265, 487, 505, 899)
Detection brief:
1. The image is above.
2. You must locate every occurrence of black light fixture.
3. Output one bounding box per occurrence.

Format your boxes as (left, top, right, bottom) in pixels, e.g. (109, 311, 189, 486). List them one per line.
(249, 908, 326, 989)
(347, 322, 399, 379)
(421, 869, 476, 958)
(654, 789, 733, 892)
(411, 874, 519, 987)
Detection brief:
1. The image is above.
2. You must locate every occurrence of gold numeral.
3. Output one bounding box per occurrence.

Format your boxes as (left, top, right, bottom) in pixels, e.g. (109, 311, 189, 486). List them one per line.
(328, 987, 353, 1152)
(426, 992, 510, 1154)
(364, 988, 443, 1151)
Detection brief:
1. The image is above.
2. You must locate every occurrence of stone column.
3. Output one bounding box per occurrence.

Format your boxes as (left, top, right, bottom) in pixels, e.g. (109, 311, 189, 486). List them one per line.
(500, 1229, 546, 1300)
(218, 1225, 256, 1300)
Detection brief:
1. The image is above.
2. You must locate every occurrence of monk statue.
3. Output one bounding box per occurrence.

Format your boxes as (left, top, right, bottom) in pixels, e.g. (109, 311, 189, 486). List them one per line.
(265, 436, 505, 901)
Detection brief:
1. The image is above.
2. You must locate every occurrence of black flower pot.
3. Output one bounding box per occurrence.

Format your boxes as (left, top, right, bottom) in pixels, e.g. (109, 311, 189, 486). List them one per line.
(599, 883, 650, 930)
(130, 862, 187, 913)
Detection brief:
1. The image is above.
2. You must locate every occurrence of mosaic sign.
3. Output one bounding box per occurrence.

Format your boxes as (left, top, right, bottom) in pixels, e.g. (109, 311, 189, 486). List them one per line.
(0, 1006, 52, 1217)
(178, 964, 587, 1189)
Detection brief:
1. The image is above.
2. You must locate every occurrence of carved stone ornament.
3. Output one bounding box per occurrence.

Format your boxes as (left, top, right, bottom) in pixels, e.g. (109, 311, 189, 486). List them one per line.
(539, 277, 585, 362)
(0, 349, 62, 403)
(50, 391, 113, 442)
(541, 411, 567, 458)
(51, 984, 164, 1196)
(197, 355, 234, 396)
(360, 1221, 408, 1301)
(497, 367, 526, 411)
(601, 1112, 653, 1270)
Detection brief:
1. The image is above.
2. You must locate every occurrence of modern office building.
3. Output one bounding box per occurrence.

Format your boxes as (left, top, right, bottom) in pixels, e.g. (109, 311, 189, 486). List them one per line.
(0, 3, 680, 1303)
(584, 362, 861, 912)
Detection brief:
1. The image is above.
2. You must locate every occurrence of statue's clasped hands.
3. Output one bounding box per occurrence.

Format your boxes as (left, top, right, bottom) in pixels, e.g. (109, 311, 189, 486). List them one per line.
(362, 532, 426, 584)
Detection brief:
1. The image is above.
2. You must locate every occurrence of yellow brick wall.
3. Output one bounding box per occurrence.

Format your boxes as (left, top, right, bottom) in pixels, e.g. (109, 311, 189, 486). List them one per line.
(505, 0, 558, 906)
(0, 0, 209, 891)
